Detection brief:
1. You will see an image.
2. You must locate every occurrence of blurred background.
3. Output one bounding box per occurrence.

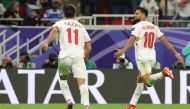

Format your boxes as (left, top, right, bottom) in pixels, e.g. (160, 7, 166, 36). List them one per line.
(0, 0, 189, 70)
(0, 0, 190, 106)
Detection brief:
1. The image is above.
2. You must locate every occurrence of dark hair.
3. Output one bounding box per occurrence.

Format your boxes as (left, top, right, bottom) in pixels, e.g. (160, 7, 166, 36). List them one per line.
(8, 1, 18, 12)
(136, 7, 148, 17)
(48, 53, 57, 63)
(63, 5, 76, 18)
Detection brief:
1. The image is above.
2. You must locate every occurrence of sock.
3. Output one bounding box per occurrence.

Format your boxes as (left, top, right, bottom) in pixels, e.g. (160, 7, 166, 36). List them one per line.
(79, 84, 90, 106)
(148, 72, 163, 86)
(60, 80, 73, 104)
(129, 83, 144, 105)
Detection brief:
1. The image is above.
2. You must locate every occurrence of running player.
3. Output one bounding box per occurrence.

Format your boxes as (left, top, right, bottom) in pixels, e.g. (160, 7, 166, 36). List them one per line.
(42, 5, 91, 109)
(114, 7, 184, 109)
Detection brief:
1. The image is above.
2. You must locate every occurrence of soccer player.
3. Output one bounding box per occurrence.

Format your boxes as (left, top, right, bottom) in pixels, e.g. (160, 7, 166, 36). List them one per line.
(42, 5, 91, 109)
(114, 7, 184, 109)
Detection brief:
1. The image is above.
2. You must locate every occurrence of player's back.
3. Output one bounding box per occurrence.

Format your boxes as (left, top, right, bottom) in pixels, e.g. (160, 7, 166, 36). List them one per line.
(54, 19, 90, 58)
(132, 21, 163, 61)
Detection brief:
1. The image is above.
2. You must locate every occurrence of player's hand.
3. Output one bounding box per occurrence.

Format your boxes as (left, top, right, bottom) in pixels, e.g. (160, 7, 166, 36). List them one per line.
(175, 53, 184, 64)
(42, 42, 49, 51)
(114, 48, 125, 57)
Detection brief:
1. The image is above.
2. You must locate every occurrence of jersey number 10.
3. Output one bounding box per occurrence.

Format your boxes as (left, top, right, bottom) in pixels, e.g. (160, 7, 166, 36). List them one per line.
(144, 32, 155, 48)
(67, 28, 78, 45)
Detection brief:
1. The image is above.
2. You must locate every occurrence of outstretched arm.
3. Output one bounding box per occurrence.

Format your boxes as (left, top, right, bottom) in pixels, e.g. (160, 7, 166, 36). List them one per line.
(42, 27, 58, 51)
(159, 36, 184, 63)
(114, 35, 136, 57)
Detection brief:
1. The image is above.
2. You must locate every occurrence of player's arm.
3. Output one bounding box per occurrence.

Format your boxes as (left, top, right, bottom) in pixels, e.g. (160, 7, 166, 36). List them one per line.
(159, 36, 184, 63)
(114, 35, 136, 57)
(42, 26, 59, 51)
(84, 41, 92, 61)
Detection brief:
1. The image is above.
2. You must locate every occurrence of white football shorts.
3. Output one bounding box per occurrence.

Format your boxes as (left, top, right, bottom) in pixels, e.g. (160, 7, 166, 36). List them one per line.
(136, 60, 156, 76)
(58, 56, 87, 79)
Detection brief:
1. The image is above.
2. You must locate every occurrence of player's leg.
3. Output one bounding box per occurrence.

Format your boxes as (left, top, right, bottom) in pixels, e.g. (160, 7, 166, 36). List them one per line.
(126, 61, 155, 109)
(126, 72, 144, 109)
(142, 61, 174, 86)
(146, 66, 174, 86)
(76, 78, 90, 109)
(58, 58, 73, 109)
(140, 60, 160, 86)
(72, 57, 90, 109)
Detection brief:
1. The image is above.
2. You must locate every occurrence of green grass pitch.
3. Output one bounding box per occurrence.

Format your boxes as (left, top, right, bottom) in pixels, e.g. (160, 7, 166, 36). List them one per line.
(0, 104, 190, 109)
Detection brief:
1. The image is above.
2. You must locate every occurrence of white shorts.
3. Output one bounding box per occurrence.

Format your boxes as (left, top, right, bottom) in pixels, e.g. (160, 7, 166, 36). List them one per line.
(58, 56, 87, 79)
(136, 60, 156, 76)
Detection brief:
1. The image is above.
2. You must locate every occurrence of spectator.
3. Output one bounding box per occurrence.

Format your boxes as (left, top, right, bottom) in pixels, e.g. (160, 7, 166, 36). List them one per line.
(2, 56, 13, 68)
(23, 10, 41, 26)
(80, 0, 92, 15)
(59, 0, 81, 16)
(159, 0, 177, 27)
(19, 0, 27, 18)
(42, 53, 58, 68)
(160, 0, 177, 17)
(139, 0, 159, 21)
(0, 2, 6, 17)
(92, 0, 112, 24)
(27, 0, 42, 18)
(43, 0, 63, 19)
(3, 1, 21, 25)
(85, 59, 97, 70)
(39, 0, 51, 17)
(18, 52, 36, 68)
(173, 0, 190, 27)
(113, 54, 133, 69)
(182, 41, 190, 68)
(111, 0, 131, 14)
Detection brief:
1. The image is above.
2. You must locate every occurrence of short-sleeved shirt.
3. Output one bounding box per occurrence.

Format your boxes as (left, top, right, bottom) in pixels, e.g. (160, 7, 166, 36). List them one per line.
(53, 19, 91, 58)
(131, 21, 163, 61)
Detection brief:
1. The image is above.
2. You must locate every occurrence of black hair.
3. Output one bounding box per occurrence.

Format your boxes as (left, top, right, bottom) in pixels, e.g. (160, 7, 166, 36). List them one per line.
(8, 1, 18, 12)
(48, 53, 57, 63)
(63, 5, 76, 18)
(136, 7, 148, 17)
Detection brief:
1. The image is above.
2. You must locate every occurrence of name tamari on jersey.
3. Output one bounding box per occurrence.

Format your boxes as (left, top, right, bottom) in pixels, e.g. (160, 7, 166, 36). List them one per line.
(53, 19, 91, 58)
(131, 21, 163, 61)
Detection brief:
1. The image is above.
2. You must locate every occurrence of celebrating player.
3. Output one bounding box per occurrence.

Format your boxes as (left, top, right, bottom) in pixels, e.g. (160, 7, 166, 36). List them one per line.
(114, 7, 184, 109)
(42, 5, 91, 109)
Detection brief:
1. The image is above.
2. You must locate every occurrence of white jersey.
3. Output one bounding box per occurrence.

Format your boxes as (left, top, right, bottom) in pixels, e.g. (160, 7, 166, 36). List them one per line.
(131, 21, 163, 61)
(53, 19, 91, 58)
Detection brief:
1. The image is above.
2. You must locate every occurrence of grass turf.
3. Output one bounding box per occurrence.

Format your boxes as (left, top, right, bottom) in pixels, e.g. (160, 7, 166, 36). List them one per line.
(0, 104, 190, 109)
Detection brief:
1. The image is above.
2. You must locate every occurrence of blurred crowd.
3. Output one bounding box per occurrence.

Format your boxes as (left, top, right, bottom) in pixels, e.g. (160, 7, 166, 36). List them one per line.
(0, 0, 80, 26)
(0, 0, 189, 27)
(0, 51, 97, 69)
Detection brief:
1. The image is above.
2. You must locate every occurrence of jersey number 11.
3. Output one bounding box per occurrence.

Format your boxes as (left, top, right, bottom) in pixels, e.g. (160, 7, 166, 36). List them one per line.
(67, 28, 79, 45)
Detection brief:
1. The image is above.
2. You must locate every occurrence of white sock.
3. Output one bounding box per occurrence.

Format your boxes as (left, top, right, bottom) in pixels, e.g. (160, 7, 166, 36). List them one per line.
(79, 84, 90, 106)
(130, 83, 144, 105)
(60, 80, 73, 104)
(148, 72, 163, 85)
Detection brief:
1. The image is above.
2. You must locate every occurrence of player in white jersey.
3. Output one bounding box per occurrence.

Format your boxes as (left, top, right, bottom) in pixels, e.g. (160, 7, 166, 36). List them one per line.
(114, 7, 184, 109)
(42, 5, 91, 109)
